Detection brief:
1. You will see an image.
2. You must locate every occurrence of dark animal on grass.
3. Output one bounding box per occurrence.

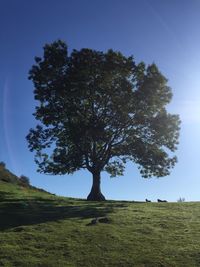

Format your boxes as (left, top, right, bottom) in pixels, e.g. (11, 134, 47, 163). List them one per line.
(145, 199, 151, 202)
(87, 217, 110, 226)
(98, 217, 110, 223)
(90, 218, 98, 225)
(157, 199, 167, 202)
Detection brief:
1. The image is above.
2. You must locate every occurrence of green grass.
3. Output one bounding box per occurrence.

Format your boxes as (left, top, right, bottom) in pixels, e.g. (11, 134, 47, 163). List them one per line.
(1, 169, 200, 266)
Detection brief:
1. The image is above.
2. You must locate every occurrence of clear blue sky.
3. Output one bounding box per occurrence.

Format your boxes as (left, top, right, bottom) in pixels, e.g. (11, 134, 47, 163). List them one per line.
(0, 0, 200, 201)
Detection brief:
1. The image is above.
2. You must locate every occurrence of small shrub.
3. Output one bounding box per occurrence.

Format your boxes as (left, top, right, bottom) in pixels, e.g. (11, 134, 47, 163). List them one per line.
(0, 161, 6, 168)
(19, 175, 30, 186)
(177, 197, 185, 202)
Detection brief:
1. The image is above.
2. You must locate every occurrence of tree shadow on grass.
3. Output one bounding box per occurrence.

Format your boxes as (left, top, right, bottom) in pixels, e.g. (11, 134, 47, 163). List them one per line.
(0, 192, 128, 231)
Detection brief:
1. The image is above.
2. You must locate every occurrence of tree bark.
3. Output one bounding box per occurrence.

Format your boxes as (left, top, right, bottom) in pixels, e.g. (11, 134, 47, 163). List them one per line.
(87, 171, 106, 201)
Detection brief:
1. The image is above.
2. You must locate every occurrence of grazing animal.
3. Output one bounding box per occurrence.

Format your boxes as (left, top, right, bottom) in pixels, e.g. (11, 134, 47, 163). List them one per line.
(145, 199, 151, 202)
(98, 217, 110, 223)
(87, 217, 110, 226)
(90, 218, 98, 225)
(157, 199, 167, 202)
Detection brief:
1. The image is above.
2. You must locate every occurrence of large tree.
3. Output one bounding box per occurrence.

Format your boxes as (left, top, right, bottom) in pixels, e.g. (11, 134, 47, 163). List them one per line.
(27, 40, 180, 201)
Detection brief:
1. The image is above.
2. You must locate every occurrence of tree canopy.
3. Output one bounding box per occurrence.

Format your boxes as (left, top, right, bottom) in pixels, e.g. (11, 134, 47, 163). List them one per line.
(27, 40, 180, 200)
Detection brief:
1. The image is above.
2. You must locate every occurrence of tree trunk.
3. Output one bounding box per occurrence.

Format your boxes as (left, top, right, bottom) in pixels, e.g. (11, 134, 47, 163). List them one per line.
(87, 171, 106, 201)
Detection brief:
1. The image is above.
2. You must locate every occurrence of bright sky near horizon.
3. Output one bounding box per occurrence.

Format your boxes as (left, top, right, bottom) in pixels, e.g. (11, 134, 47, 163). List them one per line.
(0, 0, 200, 201)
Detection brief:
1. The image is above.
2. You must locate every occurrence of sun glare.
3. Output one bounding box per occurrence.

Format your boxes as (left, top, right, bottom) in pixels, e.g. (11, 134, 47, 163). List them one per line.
(180, 100, 200, 124)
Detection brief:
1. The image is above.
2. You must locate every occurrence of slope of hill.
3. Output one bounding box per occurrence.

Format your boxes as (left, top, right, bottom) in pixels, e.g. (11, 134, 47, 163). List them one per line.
(0, 166, 200, 267)
(0, 163, 20, 184)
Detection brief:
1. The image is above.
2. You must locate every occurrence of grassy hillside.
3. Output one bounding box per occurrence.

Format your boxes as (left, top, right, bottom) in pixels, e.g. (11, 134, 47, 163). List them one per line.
(0, 163, 21, 184)
(1, 167, 200, 266)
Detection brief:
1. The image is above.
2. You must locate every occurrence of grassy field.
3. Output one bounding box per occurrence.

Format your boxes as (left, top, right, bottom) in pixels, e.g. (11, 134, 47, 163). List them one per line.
(1, 168, 200, 266)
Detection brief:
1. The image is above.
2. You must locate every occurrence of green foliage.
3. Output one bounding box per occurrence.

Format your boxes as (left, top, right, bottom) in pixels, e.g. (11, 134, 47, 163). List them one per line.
(0, 164, 19, 184)
(0, 161, 6, 168)
(19, 175, 30, 186)
(0, 165, 32, 188)
(1, 180, 200, 266)
(27, 40, 180, 181)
